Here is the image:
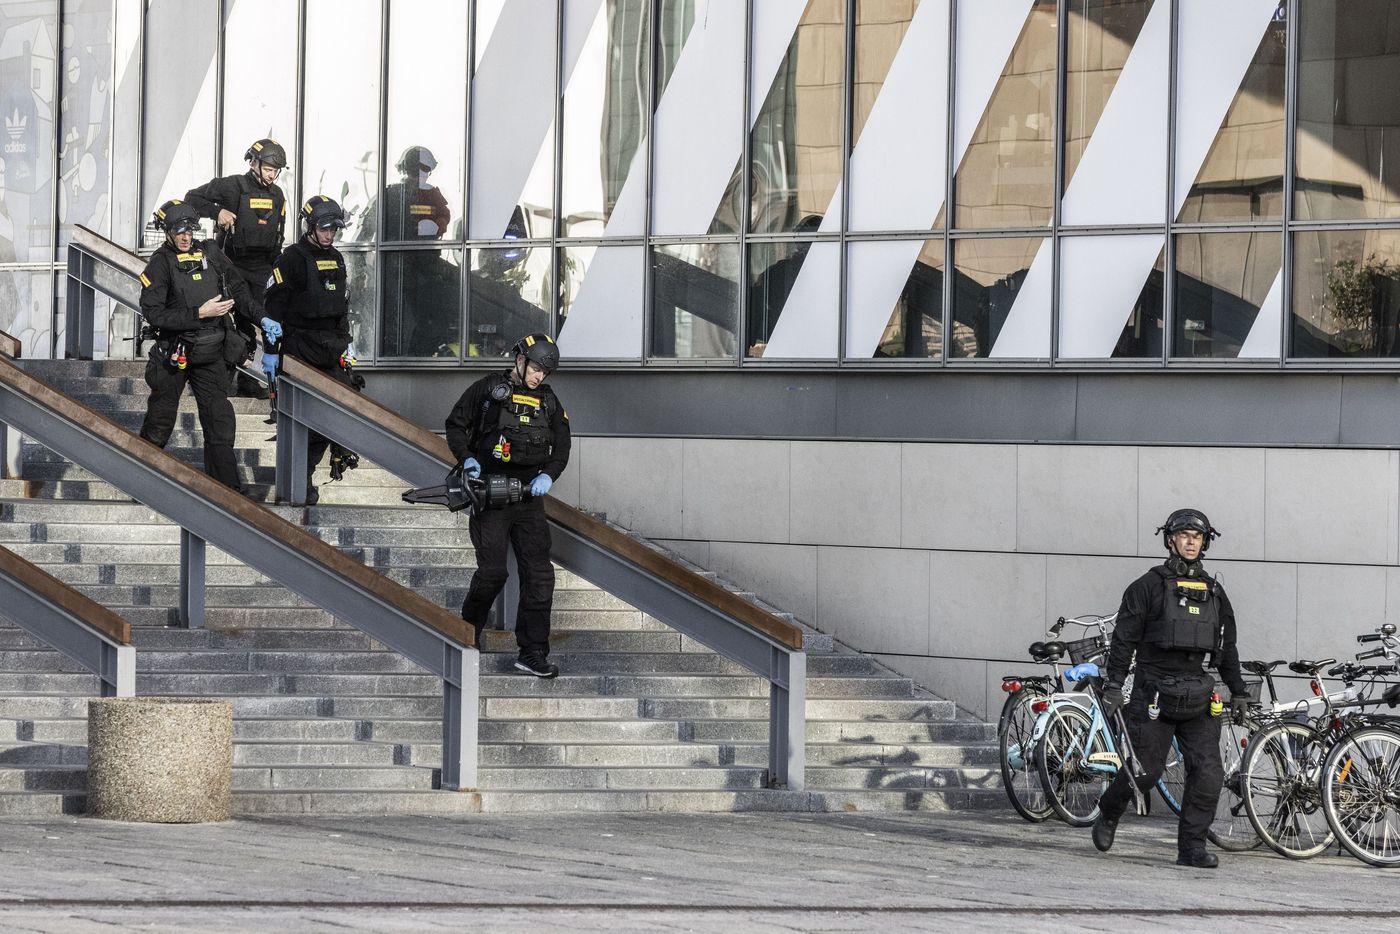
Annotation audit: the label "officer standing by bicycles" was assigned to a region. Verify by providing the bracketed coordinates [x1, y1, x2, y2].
[261, 195, 361, 505]
[1091, 508, 1252, 868]
[445, 333, 570, 678]
[137, 198, 255, 492]
[183, 138, 288, 399]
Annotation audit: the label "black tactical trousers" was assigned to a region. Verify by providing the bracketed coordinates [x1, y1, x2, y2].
[1097, 677, 1224, 856]
[461, 496, 554, 656]
[140, 350, 242, 490]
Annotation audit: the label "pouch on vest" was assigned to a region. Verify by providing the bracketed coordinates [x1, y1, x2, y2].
[1148, 575, 1220, 653]
[183, 327, 225, 366]
[491, 391, 553, 467]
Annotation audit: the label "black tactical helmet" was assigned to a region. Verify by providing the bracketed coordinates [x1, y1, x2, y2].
[512, 333, 559, 373]
[1156, 508, 1219, 553]
[152, 199, 201, 234]
[395, 145, 437, 175]
[301, 195, 348, 231]
[245, 138, 287, 168]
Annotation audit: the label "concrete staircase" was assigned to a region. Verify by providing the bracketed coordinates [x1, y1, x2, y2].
[0, 359, 998, 815]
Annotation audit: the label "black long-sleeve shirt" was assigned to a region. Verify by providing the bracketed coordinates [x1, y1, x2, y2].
[1106, 562, 1249, 697]
[138, 241, 255, 336]
[445, 371, 571, 484]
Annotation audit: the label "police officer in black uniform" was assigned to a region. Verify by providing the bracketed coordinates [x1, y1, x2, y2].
[138, 198, 255, 491]
[183, 138, 288, 399]
[445, 334, 571, 678]
[1091, 508, 1251, 868]
[261, 195, 361, 506]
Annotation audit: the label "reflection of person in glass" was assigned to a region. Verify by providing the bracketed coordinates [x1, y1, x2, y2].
[261, 196, 362, 505]
[368, 146, 459, 356]
[183, 138, 288, 399]
[137, 199, 254, 493]
[446, 334, 571, 679]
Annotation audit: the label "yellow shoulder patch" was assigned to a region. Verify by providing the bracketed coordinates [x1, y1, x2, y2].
[272, 268, 284, 284]
[139, 273, 151, 287]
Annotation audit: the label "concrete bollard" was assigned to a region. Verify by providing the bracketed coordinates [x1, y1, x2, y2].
[86, 697, 233, 822]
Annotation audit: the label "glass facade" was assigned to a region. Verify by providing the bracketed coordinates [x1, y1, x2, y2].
[6, 0, 1400, 365]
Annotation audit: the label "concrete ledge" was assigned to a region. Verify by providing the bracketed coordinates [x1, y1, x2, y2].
[86, 697, 232, 822]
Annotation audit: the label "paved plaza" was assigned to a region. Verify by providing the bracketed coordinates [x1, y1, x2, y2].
[0, 809, 1389, 932]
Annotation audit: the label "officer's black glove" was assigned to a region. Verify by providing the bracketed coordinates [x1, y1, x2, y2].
[1230, 693, 1252, 724]
[1101, 683, 1126, 720]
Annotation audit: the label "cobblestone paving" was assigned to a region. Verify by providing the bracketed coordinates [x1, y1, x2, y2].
[0, 810, 1388, 932]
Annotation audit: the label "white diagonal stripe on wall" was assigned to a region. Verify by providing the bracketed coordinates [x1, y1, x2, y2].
[469, 0, 599, 238]
[1237, 269, 1283, 359]
[766, 0, 950, 358]
[1059, 0, 1170, 225]
[988, 238, 1053, 358]
[953, 0, 1036, 158]
[1058, 234, 1164, 358]
[1174, 0, 1281, 215]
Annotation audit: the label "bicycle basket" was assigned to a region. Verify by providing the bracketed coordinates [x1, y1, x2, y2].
[1065, 635, 1108, 665]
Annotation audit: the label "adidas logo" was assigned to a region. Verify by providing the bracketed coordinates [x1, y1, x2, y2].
[5, 109, 26, 141]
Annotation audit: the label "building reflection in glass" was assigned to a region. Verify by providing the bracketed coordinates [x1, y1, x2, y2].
[651, 242, 739, 359]
[1292, 229, 1400, 357]
[951, 0, 1057, 229]
[469, 243, 550, 360]
[1112, 248, 1164, 358]
[862, 239, 947, 359]
[380, 248, 462, 358]
[342, 250, 376, 361]
[1295, 1, 1400, 220]
[1178, 2, 1285, 222]
[1173, 232, 1281, 358]
[950, 237, 1042, 357]
[1063, 0, 1153, 194]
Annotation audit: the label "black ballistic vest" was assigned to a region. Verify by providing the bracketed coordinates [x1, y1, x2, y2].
[287, 241, 349, 325]
[484, 384, 555, 468]
[1146, 566, 1221, 653]
[164, 246, 227, 363]
[222, 174, 284, 259]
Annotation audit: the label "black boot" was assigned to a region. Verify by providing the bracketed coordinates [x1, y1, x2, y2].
[514, 651, 558, 679]
[1092, 812, 1119, 852]
[1175, 850, 1218, 868]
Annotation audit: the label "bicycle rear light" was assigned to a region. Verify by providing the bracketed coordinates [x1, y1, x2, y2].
[1310, 679, 1321, 696]
[1031, 699, 1050, 714]
[1001, 680, 1022, 693]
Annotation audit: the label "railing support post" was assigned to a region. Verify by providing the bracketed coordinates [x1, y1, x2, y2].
[65, 251, 95, 360]
[768, 649, 806, 791]
[100, 643, 136, 697]
[274, 386, 311, 505]
[440, 643, 479, 791]
[489, 550, 520, 632]
[179, 529, 206, 629]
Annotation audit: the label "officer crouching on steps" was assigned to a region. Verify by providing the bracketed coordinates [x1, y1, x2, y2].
[183, 137, 289, 399]
[137, 199, 255, 492]
[261, 195, 362, 506]
[1091, 508, 1251, 868]
[445, 334, 571, 678]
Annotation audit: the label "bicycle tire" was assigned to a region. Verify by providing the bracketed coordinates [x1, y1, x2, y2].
[1320, 725, 1400, 867]
[1209, 714, 1264, 852]
[1034, 704, 1110, 827]
[1157, 736, 1185, 816]
[1241, 720, 1333, 859]
[998, 685, 1054, 822]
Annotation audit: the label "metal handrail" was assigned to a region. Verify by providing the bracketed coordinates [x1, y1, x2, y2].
[0, 355, 480, 789]
[273, 357, 807, 789]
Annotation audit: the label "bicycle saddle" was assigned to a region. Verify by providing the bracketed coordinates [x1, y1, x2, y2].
[1028, 641, 1066, 662]
[1242, 660, 1287, 675]
[1289, 658, 1335, 675]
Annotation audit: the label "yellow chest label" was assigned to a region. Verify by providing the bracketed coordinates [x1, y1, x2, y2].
[176, 252, 204, 263]
[315, 260, 340, 271]
[409, 204, 434, 216]
[248, 197, 275, 210]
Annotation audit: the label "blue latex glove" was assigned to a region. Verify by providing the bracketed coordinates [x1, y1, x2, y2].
[530, 473, 553, 497]
[260, 316, 283, 341]
[461, 457, 481, 479]
[1064, 662, 1101, 682]
[261, 353, 280, 380]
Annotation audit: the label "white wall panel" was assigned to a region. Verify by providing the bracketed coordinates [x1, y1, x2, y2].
[1237, 269, 1283, 359]
[1058, 234, 1163, 358]
[556, 245, 644, 359]
[953, 0, 1034, 159]
[988, 238, 1053, 358]
[1174, 0, 1281, 216]
[1059, 0, 1169, 225]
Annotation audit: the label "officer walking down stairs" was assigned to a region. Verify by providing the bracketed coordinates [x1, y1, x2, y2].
[1091, 508, 1251, 868]
[446, 334, 571, 678]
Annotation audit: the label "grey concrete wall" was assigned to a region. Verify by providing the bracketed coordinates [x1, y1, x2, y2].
[553, 438, 1400, 719]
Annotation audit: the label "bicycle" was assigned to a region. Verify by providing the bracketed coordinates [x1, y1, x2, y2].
[1319, 626, 1400, 866]
[998, 614, 1114, 822]
[1240, 651, 1398, 860]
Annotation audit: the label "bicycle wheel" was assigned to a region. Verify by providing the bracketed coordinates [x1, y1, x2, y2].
[1209, 714, 1263, 851]
[1241, 720, 1333, 859]
[1157, 736, 1184, 816]
[1321, 725, 1400, 867]
[998, 686, 1054, 822]
[1034, 704, 1110, 827]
